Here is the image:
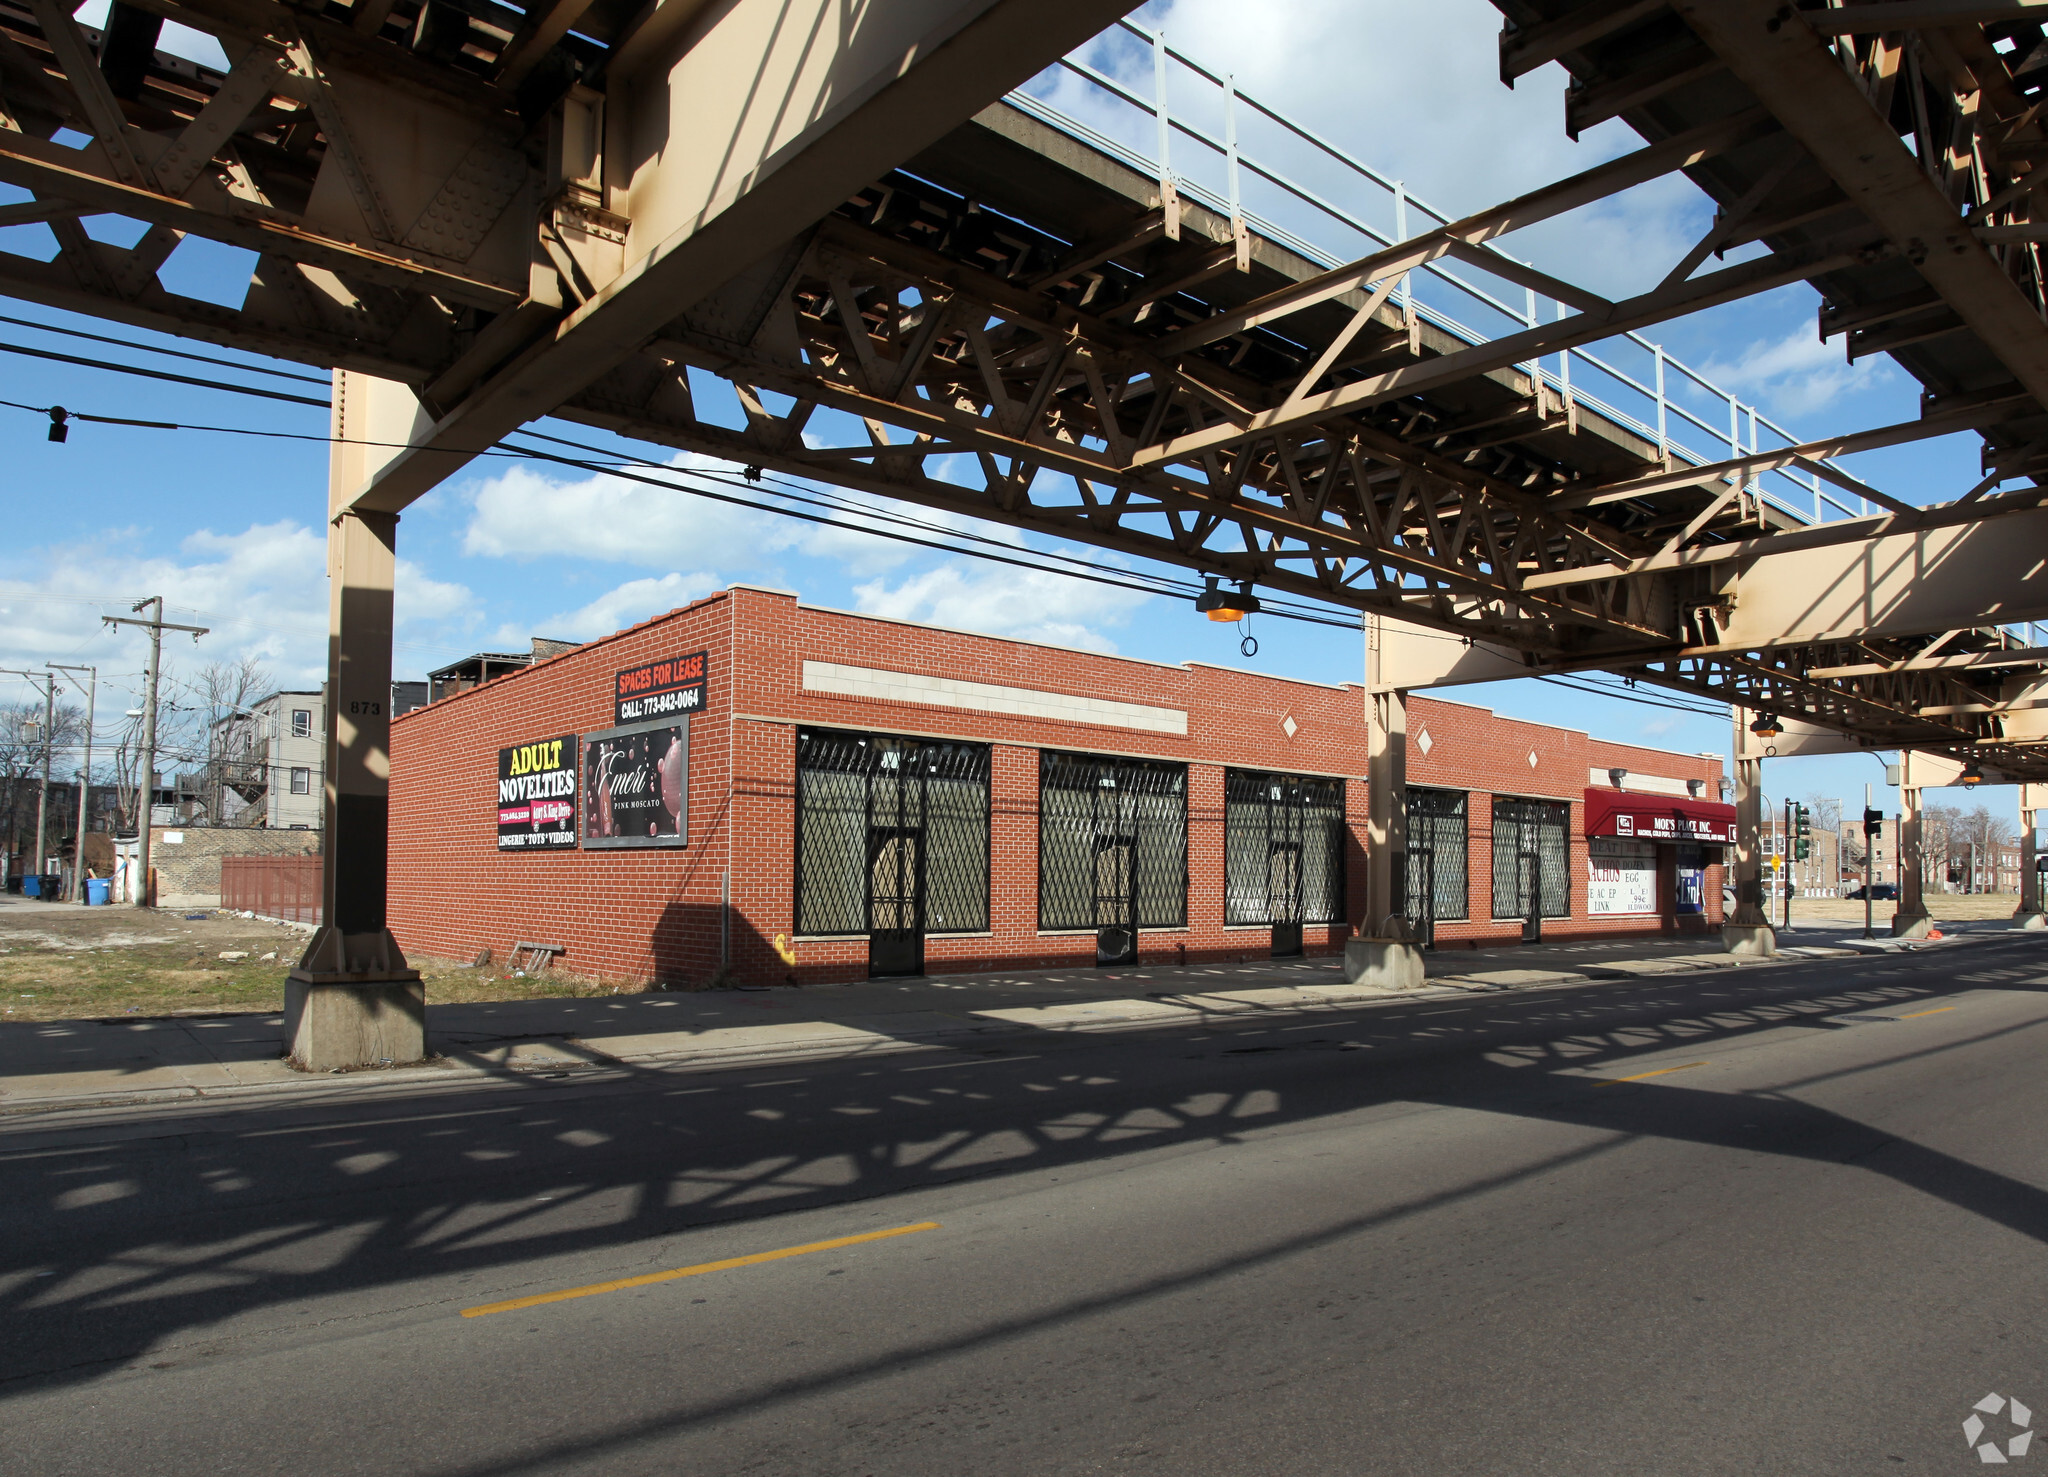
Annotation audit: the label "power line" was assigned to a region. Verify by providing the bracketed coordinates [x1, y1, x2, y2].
[0, 343, 330, 408]
[1534, 673, 1727, 719]
[0, 387, 1373, 636]
[0, 313, 329, 385]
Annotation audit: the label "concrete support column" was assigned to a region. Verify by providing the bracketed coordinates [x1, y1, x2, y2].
[1722, 708, 1774, 956]
[1365, 687, 1414, 939]
[1892, 753, 1931, 938]
[2016, 792, 2044, 929]
[1347, 620, 1423, 988]
[286, 372, 426, 1070]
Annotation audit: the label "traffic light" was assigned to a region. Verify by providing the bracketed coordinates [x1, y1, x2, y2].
[1794, 803, 1812, 861]
[1863, 806, 1883, 838]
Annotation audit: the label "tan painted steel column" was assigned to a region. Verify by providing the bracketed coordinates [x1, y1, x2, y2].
[285, 371, 426, 1070]
[1366, 687, 1414, 940]
[1722, 708, 1774, 955]
[2016, 786, 2043, 927]
[1892, 753, 1930, 938]
[1348, 617, 1423, 987]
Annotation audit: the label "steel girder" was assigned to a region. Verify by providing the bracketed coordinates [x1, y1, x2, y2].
[2, 0, 2048, 773]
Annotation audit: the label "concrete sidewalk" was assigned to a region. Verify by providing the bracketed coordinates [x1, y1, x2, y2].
[0, 919, 2022, 1115]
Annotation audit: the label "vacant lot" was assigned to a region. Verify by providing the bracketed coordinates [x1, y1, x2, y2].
[1789, 892, 2026, 925]
[0, 906, 636, 1023]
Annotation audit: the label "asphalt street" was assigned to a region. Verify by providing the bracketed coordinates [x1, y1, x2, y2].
[2, 939, 2045, 1475]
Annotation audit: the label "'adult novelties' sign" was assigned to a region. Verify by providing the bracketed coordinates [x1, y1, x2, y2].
[615, 651, 707, 723]
[497, 734, 578, 850]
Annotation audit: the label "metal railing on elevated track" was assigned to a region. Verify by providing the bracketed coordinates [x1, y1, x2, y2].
[1009, 17, 1864, 531]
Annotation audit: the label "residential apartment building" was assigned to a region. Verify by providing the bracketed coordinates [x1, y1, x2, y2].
[210, 690, 324, 829]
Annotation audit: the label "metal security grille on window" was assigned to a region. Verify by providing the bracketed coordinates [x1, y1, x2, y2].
[1224, 770, 1345, 925]
[794, 729, 990, 936]
[1040, 753, 1188, 930]
[1405, 788, 1468, 924]
[1493, 798, 1570, 918]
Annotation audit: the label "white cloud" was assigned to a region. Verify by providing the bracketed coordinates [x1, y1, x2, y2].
[1043, 0, 1707, 301]
[525, 573, 726, 643]
[457, 451, 959, 578]
[0, 520, 478, 695]
[1697, 324, 1894, 418]
[849, 563, 1152, 653]
[461, 457, 781, 567]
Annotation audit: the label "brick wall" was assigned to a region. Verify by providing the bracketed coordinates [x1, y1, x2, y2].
[150, 825, 321, 906]
[387, 586, 1727, 986]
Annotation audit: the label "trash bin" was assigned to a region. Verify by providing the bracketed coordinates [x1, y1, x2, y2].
[86, 878, 110, 906]
[39, 874, 60, 901]
[21, 874, 40, 898]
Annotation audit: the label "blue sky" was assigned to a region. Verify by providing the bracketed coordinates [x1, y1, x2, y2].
[0, 0, 2024, 828]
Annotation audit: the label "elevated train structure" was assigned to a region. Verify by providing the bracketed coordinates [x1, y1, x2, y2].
[0, 0, 2043, 1053]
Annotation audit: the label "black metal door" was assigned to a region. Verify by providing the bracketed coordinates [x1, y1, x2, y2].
[1269, 838, 1303, 957]
[867, 743, 925, 977]
[1412, 845, 1437, 949]
[1518, 852, 1542, 944]
[1094, 835, 1137, 965]
[868, 826, 923, 976]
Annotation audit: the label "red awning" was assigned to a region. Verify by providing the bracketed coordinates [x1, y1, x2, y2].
[1583, 788, 1736, 844]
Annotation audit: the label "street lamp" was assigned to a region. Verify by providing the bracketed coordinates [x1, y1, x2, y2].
[1961, 762, 1983, 790]
[1750, 712, 1783, 739]
[1193, 575, 1260, 623]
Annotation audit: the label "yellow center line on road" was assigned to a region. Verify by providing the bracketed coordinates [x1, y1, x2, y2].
[461, 1222, 941, 1319]
[1597, 1061, 1709, 1085]
[1900, 1006, 1956, 1019]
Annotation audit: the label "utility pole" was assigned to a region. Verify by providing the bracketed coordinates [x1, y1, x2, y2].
[102, 599, 207, 908]
[1, 668, 55, 887]
[52, 665, 94, 904]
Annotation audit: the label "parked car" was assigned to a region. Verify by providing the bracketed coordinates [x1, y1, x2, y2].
[1845, 884, 1898, 900]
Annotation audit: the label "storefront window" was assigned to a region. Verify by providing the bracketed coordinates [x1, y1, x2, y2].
[794, 729, 989, 936]
[1224, 771, 1345, 925]
[1404, 788, 1468, 925]
[1493, 797, 1570, 918]
[1040, 753, 1187, 930]
[1588, 836, 1658, 916]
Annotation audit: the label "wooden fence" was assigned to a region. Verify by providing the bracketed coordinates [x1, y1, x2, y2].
[220, 854, 322, 924]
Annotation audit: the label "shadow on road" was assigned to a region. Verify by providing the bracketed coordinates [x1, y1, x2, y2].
[2, 938, 2045, 1445]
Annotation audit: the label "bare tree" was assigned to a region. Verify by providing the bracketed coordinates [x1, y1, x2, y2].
[1922, 803, 1960, 893]
[193, 657, 275, 826]
[0, 700, 89, 861]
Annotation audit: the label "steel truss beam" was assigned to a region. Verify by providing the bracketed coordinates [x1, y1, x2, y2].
[3, 0, 2048, 773]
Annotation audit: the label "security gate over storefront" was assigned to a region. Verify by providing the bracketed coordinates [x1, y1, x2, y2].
[1493, 798, 1570, 944]
[1041, 754, 1188, 965]
[794, 730, 991, 977]
[1226, 772, 1345, 958]
[1405, 789, 1468, 949]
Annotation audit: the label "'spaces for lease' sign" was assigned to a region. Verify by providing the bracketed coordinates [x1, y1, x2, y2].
[615, 650, 708, 723]
[497, 734, 579, 850]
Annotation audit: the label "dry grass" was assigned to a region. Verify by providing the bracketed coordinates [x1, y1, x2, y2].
[1789, 892, 2027, 924]
[0, 908, 652, 1023]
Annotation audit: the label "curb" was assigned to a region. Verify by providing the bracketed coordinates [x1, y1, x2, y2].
[0, 928, 2025, 1118]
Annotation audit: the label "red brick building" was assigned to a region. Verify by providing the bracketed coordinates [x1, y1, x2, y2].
[388, 586, 1727, 986]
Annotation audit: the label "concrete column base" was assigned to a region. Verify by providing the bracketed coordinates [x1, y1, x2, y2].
[2013, 911, 2047, 931]
[284, 977, 427, 1071]
[1721, 922, 1777, 958]
[1890, 912, 1934, 939]
[1343, 937, 1426, 990]
[285, 925, 426, 1071]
